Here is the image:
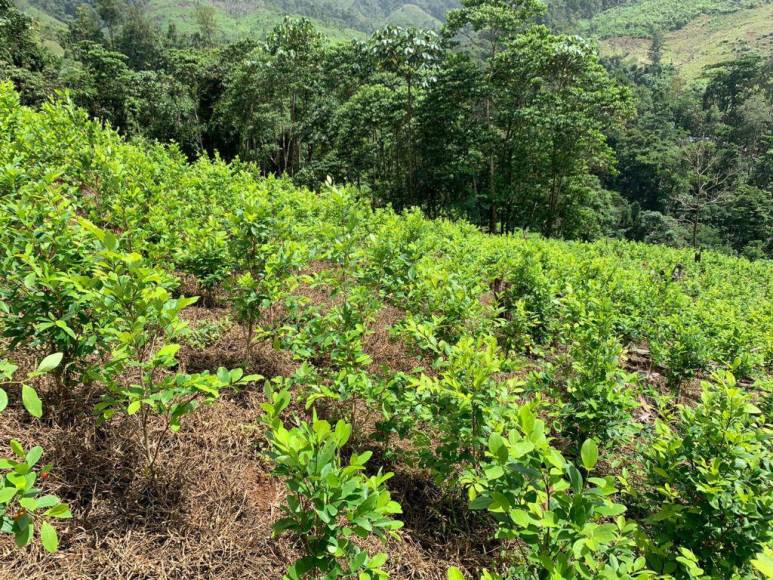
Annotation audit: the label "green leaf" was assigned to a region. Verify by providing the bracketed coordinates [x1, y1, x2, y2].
[0, 388, 7, 413]
[127, 400, 141, 415]
[36, 352, 63, 374]
[368, 553, 388, 569]
[488, 432, 504, 456]
[351, 550, 368, 570]
[751, 547, 773, 579]
[216, 367, 231, 384]
[509, 508, 532, 528]
[484, 465, 504, 480]
[0, 486, 17, 503]
[22, 385, 43, 418]
[40, 521, 59, 553]
[469, 495, 493, 510]
[447, 567, 466, 580]
[510, 440, 535, 459]
[595, 503, 627, 517]
[10, 439, 25, 457]
[45, 504, 72, 519]
[35, 495, 60, 509]
[229, 368, 244, 383]
[26, 446, 43, 468]
[545, 448, 565, 469]
[19, 497, 38, 511]
[590, 523, 617, 545]
[14, 517, 33, 547]
[581, 439, 598, 471]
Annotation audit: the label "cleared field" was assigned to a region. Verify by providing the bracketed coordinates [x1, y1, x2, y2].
[600, 3, 773, 79]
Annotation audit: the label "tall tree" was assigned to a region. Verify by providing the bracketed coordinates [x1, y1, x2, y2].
[214, 17, 324, 175]
[95, 0, 124, 46]
[674, 139, 735, 259]
[194, 2, 220, 48]
[0, 0, 54, 102]
[492, 27, 632, 235]
[114, 1, 162, 70]
[444, 0, 546, 232]
[369, 26, 441, 201]
[415, 53, 485, 218]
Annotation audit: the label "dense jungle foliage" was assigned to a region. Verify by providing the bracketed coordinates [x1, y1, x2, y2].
[2, 0, 771, 257]
[0, 80, 772, 577]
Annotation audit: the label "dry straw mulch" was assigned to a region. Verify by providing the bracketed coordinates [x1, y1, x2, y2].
[0, 298, 496, 579]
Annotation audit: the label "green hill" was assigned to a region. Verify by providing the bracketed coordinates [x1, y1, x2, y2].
[600, 2, 773, 79]
[14, 0, 773, 78]
[583, 0, 765, 38]
[17, 0, 457, 39]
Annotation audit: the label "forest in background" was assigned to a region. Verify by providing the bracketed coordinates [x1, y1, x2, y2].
[1, 0, 771, 257]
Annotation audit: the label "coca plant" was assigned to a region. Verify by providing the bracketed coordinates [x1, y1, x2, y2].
[0, 354, 71, 553]
[464, 408, 654, 579]
[85, 223, 260, 475]
[642, 371, 772, 577]
[262, 384, 403, 579]
[231, 241, 305, 359]
[0, 184, 107, 391]
[1, 441, 71, 553]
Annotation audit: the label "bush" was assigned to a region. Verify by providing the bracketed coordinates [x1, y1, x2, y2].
[0, 354, 71, 553]
[464, 409, 654, 578]
[409, 335, 518, 481]
[261, 385, 404, 579]
[558, 298, 639, 450]
[643, 372, 772, 576]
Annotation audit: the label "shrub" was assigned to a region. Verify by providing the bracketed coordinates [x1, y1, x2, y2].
[491, 251, 556, 349]
[558, 300, 639, 450]
[464, 409, 654, 579]
[231, 241, 304, 358]
[643, 371, 772, 576]
[176, 227, 231, 305]
[0, 354, 71, 553]
[650, 314, 710, 393]
[0, 441, 72, 553]
[261, 385, 404, 579]
[0, 183, 107, 390]
[87, 226, 259, 474]
[409, 335, 519, 481]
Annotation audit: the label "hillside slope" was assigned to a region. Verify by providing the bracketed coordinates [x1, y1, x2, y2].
[599, 2, 772, 79]
[18, 0, 770, 82]
[1, 80, 772, 577]
[18, 0, 457, 38]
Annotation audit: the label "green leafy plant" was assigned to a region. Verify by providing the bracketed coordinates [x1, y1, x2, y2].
[490, 250, 556, 350]
[231, 241, 304, 358]
[87, 229, 260, 474]
[0, 441, 72, 553]
[409, 335, 519, 481]
[261, 384, 404, 579]
[0, 352, 62, 418]
[464, 407, 654, 579]
[176, 228, 231, 306]
[0, 353, 70, 553]
[642, 371, 772, 577]
[0, 185, 107, 391]
[557, 299, 640, 450]
[281, 285, 376, 369]
[650, 314, 710, 393]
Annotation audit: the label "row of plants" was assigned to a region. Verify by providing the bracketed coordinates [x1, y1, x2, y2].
[1, 82, 771, 577]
